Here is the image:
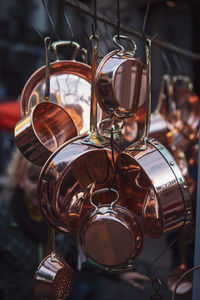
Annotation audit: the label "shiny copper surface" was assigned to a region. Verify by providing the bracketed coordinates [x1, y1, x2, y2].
[95, 50, 144, 118]
[20, 60, 101, 135]
[14, 101, 78, 166]
[38, 136, 121, 233]
[149, 112, 169, 145]
[79, 204, 144, 267]
[117, 138, 192, 238]
[34, 253, 74, 300]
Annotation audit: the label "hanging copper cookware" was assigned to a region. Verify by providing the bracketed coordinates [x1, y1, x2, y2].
[95, 35, 144, 119]
[79, 187, 144, 268]
[34, 227, 74, 299]
[20, 40, 101, 135]
[38, 34, 121, 234]
[14, 37, 78, 166]
[117, 137, 192, 238]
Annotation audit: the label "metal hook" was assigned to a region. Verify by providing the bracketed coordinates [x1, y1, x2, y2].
[64, 11, 74, 40]
[142, 0, 151, 40]
[113, 34, 137, 55]
[41, 0, 60, 40]
[117, 0, 120, 37]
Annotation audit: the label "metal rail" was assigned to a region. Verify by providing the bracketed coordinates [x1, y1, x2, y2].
[62, 0, 200, 60]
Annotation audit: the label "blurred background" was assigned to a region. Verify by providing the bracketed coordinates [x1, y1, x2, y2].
[0, 1, 199, 299]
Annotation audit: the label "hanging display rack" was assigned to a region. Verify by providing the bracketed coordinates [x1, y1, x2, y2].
[63, 0, 200, 60]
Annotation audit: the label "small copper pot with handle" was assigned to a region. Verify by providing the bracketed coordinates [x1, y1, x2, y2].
[79, 187, 144, 268]
[14, 37, 78, 166]
[95, 35, 144, 119]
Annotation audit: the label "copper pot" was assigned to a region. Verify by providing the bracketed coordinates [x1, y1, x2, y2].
[15, 38, 78, 166]
[79, 188, 144, 267]
[14, 101, 78, 166]
[95, 35, 144, 119]
[38, 135, 120, 234]
[20, 40, 101, 135]
[117, 138, 192, 238]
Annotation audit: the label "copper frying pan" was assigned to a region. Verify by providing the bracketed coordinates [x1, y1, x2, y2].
[20, 40, 101, 135]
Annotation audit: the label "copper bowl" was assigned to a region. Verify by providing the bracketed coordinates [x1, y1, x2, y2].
[117, 138, 192, 238]
[14, 101, 78, 166]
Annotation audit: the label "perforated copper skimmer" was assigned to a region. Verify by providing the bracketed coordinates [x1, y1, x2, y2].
[34, 227, 74, 299]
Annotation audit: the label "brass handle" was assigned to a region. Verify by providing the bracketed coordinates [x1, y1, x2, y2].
[90, 187, 119, 216]
[113, 34, 137, 56]
[52, 40, 80, 61]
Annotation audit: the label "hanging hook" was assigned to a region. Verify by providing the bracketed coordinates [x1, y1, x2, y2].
[117, 0, 120, 37]
[41, 0, 60, 40]
[33, 0, 60, 40]
[64, 11, 74, 40]
[142, 0, 158, 42]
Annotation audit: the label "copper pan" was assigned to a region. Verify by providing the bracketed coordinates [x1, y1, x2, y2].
[38, 35, 121, 234]
[79, 188, 144, 267]
[34, 227, 74, 299]
[95, 35, 144, 119]
[117, 138, 192, 238]
[20, 40, 101, 135]
[14, 37, 78, 166]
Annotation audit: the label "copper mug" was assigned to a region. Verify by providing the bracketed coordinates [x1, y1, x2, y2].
[79, 187, 144, 267]
[95, 35, 144, 119]
[117, 138, 192, 238]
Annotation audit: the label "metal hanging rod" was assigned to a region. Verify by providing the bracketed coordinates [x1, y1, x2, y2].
[62, 0, 200, 61]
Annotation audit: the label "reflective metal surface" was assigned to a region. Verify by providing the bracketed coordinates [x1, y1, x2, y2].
[34, 253, 74, 300]
[38, 136, 121, 233]
[117, 138, 192, 238]
[79, 203, 144, 267]
[95, 50, 144, 118]
[20, 61, 101, 135]
[14, 101, 78, 166]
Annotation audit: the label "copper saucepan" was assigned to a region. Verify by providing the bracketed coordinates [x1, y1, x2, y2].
[34, 227, 74, 300]
[15, 37, 78, 166]
[95, 35, 144, 119]
[79, 187, 144, 268]
[20, 40, 101, 135]
[117, 138, 192, 238]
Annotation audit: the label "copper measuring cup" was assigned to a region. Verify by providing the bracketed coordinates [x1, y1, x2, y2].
[79, 187, 144, 268]
[14, 37, 78, 166]
[34, 227, 74, 300]
[95, 35, 144, 119]
[20, 40, 101, 135]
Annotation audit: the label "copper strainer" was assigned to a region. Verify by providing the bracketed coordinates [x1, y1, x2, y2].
[34, 227, 74, 299]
